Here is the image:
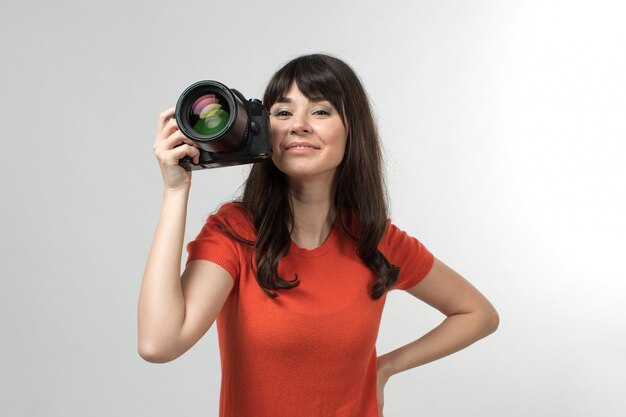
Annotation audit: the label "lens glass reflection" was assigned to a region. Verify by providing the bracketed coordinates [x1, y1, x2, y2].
[190, 93, 230, 135]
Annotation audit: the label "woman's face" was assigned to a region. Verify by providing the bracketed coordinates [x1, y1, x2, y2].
[269, 82, 347, 183]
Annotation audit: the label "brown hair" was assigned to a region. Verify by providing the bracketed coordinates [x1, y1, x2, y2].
[236, 53, 399, 299]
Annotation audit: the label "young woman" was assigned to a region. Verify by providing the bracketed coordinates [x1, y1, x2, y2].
[138, 53, 499, 417]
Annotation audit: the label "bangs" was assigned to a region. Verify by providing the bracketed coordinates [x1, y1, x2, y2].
[263, 55, 345, 118]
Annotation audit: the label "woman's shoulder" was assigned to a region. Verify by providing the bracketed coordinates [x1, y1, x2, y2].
[212, 201, 249, 220]
[207, 201, 256, 240]
[379, 219, 421, 251]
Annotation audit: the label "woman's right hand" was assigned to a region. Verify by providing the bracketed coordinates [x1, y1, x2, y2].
[153, 107, 201, 191]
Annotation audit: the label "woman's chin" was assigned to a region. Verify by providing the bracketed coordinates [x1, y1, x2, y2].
[276, 164, 338, 183]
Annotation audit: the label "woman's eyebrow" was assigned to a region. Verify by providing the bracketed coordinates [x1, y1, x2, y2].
[275, 96, 328, 103]
[308, 96, 329, 103]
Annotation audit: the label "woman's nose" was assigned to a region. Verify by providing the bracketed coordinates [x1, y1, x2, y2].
[290, 113, 312, 135]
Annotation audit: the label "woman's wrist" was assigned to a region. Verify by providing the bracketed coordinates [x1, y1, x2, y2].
[163, 184, 191, 199]
[377, 354, 395, 381]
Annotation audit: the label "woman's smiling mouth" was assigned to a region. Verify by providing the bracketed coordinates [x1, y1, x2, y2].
[284, 142, 320, 153]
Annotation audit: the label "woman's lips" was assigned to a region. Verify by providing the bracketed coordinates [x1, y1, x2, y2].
[284, 142, 320, 153]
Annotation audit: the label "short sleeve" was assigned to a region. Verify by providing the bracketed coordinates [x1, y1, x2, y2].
[185, 203, 254, 282]
[379, 221, 435, 291]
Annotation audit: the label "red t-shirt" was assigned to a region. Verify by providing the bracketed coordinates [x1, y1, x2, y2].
[187, 203, 434, 417]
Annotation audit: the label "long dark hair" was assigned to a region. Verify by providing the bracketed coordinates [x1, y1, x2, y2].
[236, 53, 399, 299]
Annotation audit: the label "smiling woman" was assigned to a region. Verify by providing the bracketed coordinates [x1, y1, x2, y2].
[269, 82, 347, 183]
[139, 53, 499, 417]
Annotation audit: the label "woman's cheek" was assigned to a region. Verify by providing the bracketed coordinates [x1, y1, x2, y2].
[268, 121, 278, 142]
[269, 124, 286, 153]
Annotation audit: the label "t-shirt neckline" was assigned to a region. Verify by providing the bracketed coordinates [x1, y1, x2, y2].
[288, 219, 340, 258]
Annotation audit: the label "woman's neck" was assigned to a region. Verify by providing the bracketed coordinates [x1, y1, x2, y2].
[288, 178, 336, 249]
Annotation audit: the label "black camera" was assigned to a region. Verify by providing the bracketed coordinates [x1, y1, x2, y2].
[174, 80, 272, 170]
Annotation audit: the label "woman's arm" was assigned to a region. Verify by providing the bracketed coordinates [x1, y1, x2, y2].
[377, 257, 499, 382]
[138, 190, 234, 363]
[137, 109, 234, 363]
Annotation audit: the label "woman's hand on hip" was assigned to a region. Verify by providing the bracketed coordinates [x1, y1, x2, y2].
[377, 357, 392, 417]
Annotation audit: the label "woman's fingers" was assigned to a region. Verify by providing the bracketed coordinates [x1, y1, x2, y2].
[159, 129, 185, 149]
[155, 122, 199, 152]
[154, 108, 179, 148]
[156, 143, 200, 166]
[157, 107, 176, 132]
[161, 116, 181, 142]
[153, 108, 197, 190]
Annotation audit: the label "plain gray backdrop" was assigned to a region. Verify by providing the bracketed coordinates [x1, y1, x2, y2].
[1, 0, 624, 416]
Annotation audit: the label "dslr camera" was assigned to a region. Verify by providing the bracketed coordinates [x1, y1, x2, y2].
[175, 80, 272, 170]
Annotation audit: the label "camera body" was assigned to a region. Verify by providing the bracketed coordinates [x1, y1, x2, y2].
[175, 80, 272, 170]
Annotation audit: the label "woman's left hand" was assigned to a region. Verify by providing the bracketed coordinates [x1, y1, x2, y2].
[377, 357, 391, 417]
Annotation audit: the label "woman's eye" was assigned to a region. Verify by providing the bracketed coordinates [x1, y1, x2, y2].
[272, 109, 292, 117]
[312, 108, 332, 116]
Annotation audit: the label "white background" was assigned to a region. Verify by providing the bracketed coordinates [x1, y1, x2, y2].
[1, 1, 624, 416]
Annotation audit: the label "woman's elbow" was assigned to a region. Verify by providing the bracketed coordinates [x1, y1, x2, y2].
[483, 304, 500, 336]
[138, 340, 180, 364]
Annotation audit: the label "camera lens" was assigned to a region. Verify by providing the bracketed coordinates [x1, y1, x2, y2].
[175, 81, 249, 153]
[189, 94, 230, 136]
